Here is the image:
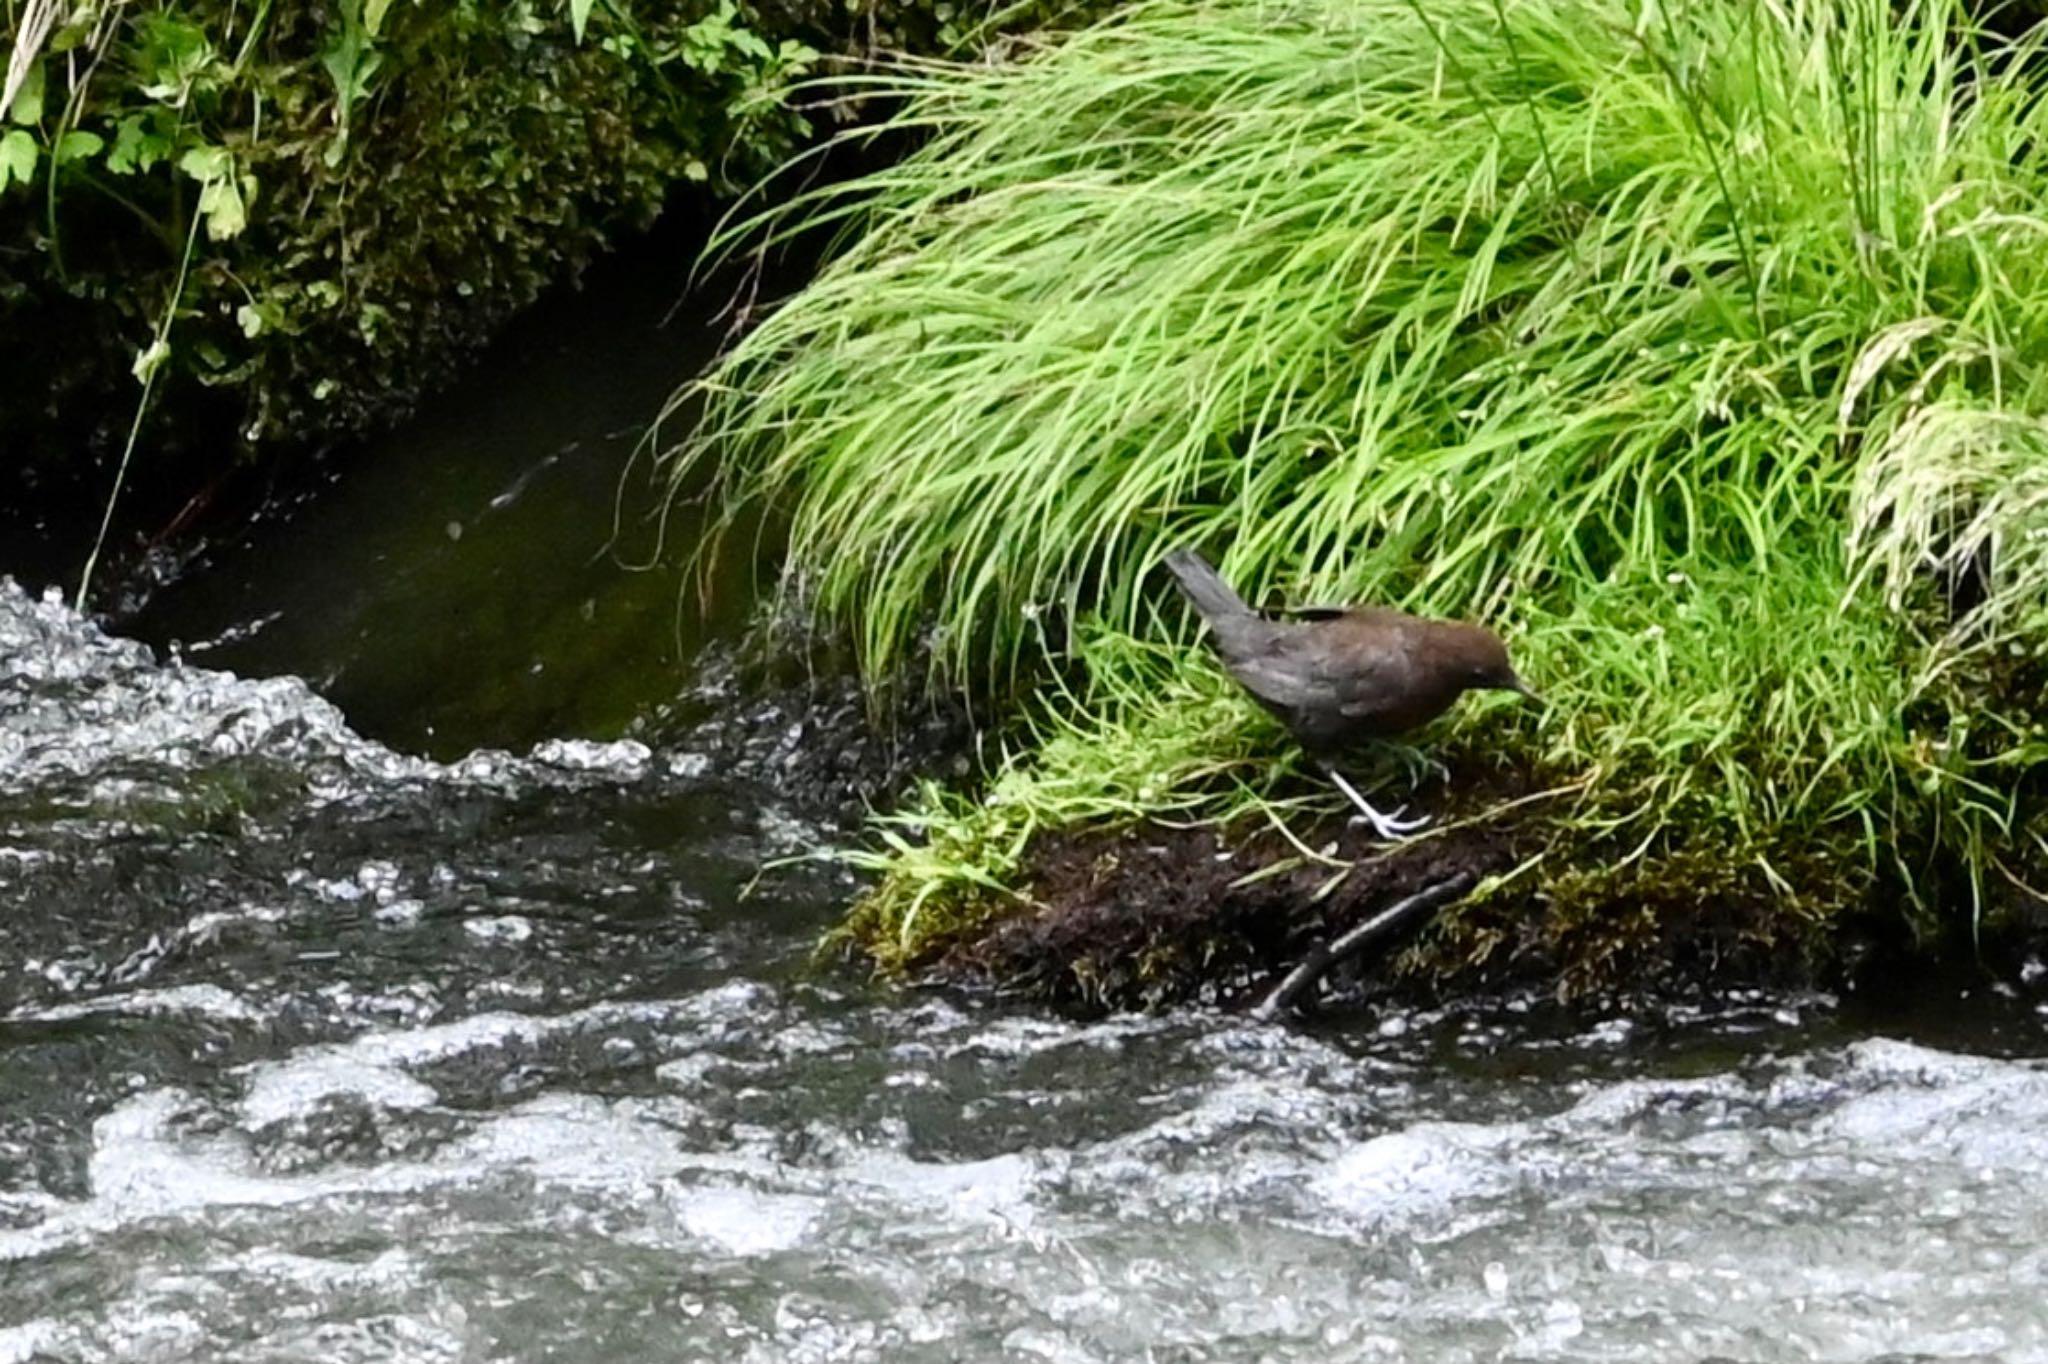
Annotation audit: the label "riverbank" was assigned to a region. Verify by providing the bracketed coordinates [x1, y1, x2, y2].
[665, 0, 2048, 1003]
[892, 804, 2048, 1015]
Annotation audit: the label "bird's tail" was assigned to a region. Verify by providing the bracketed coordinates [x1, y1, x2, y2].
[1162, 547, 1252, 624]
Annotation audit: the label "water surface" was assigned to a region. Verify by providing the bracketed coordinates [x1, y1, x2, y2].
[6, 579, 2048, 1363]
[115, 217, 772, 760]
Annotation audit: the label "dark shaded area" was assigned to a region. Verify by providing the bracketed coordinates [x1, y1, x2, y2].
[659, 639, 981, 823]
[1, 0, 818, 515]
[0, 0, 1079, 608]
[1, 190, 693, 612]
[95, 206, 740, 757]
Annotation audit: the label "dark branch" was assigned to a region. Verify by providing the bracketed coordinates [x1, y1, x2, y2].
[1253, 871, 1477, 1021]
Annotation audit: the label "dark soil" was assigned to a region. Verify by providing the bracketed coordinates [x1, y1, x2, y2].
[943, 814, 1518, 1012]
[925, 786, 1964, 1017]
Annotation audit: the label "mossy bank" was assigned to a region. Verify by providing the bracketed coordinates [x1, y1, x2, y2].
[665, 0, 2048, 1009]
[0, 0, 1048, 531]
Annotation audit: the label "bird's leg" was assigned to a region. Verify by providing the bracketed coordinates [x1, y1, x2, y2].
[1326, 767, 1431, 840]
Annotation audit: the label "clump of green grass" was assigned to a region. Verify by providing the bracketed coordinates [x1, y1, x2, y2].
[668, 0, 2048, 973]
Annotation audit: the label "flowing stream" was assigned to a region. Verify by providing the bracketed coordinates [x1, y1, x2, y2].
[9, 229, 2048, 1364]
[9, 577, 2048, 1362]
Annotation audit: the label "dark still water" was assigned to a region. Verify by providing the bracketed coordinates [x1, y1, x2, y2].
[7, 577, 2048, 1362]
[110, 215, 772, 762]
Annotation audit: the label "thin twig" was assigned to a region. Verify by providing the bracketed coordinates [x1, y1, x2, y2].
[1253, 871, 1476, 1021]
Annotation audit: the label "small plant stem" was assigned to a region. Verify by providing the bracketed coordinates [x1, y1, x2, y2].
[74, 193, 206, 614]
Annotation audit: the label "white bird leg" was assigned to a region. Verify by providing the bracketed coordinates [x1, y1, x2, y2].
[1327, 768, 1431, 840]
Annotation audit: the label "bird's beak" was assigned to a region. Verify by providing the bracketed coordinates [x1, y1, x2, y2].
[1505, 673, 1543, 705]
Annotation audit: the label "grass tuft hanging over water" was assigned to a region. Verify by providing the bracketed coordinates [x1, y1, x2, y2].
[665, 0, 2048, 985]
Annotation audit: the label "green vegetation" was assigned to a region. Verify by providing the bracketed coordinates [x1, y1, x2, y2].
[668, 0, 2048, 986]
[0, 0, 1025, 517]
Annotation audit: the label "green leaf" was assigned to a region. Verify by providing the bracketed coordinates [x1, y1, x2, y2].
[0, 129, 38, 190]
[54, 130, 104, 164]
[321, 45, 382, 109]
[132, 338, 170, 384]
[319, 3, 382, 129]
[569, 0, 595, 43]
[178, 144, 231, 182]
[6, 63, 45, 125]
[197, 172, 251, 239]
[236, 303, 267, 338]
[107, 116, 148, 173]
[49, 7, 98, 54]
[135, 15, 216, 105]
[364, 0, 395, 37]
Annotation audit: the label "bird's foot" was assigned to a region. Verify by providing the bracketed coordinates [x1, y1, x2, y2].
[1350, 803, 1432, 840]
[1327, 769, 1433, 841]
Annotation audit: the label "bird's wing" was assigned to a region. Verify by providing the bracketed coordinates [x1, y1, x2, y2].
[1216, 619, 1405, 719]
[1207, 621, 1328, 711]
[1315, 614, 1416, 724]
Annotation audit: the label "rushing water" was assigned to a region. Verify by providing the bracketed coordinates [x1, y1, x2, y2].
[7, 577, 2048, 1363]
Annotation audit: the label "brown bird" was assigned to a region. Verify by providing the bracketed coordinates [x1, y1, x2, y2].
[1163, 547, 1538, 838]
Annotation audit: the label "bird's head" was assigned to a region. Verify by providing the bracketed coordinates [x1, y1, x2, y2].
[1433, 622, 1540, 704]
